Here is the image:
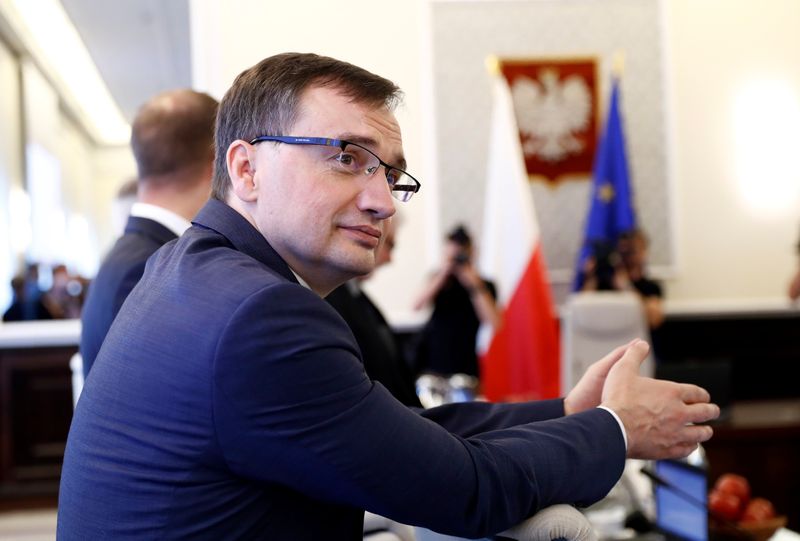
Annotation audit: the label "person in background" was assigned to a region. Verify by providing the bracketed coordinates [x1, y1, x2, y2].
[43, 264, 86, 319]
[327, 215, 421, 407]
[79, 89, 218, 378]
[58, 52, 718, 541]
[789, 228, 800, 302]
[617, 229, 665, 329]
[412, 224, 500, 381]
[2, 271, 53, 322]
[579, 239, 629, 293]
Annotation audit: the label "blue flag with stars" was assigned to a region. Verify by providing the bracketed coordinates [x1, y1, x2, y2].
[573, 78, 636, 290]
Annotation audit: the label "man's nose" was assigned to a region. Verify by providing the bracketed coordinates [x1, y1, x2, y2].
[357, 174, 396, 220]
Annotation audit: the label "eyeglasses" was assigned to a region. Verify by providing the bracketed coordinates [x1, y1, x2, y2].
[249, 135, 421, 202]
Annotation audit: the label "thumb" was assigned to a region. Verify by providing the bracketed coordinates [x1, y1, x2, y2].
[608, 340, 650, 380]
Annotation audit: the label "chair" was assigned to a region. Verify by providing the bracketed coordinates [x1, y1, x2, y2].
[414, 504, 597, 541]
[560, 291, 653, 393]
[364, 512, 415, 541]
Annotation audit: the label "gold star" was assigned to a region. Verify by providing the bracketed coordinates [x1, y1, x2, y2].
[598, 182, 615, 203]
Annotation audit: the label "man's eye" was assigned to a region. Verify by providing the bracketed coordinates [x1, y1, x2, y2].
[385, 169, 400, 187]
[335, 152, 358, 168]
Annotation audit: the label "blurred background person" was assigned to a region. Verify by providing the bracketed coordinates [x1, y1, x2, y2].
[789, 228, 800, 302]
[3, 268, 54, 322]
[326, 216, 421, 407]
[79, 89, 218, 379]
[42, 264, 87, 319]
[617, 229, 665, 330]
[578, 231, 664, 331]
[578, 239, 629, 293]
[412, 224, 500, 388]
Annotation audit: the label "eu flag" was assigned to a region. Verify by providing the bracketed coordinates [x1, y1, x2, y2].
[573, 78, 636, 290]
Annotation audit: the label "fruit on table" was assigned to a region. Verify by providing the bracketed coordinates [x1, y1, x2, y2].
[709, 489, 744, 522]
[714, 473, 751, 505]
[740, 497, 776, 524]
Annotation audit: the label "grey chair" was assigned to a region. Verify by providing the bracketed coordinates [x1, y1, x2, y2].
[413, 504, 597, 541]
[560, 291, 654, 394]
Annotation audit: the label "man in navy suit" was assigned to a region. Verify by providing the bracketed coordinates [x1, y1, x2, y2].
[58, 53, 718, 540]
[79, 89, 218, 377]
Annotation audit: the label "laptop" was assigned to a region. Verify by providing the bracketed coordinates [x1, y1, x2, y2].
[653, 459, 709, 541]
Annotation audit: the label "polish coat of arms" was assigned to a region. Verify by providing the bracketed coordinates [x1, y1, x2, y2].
[500, 60, 597, 184]
[511, 68, 592, 163]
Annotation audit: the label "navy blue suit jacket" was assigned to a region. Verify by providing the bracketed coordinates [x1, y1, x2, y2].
[80, 215, 177, 377]
[58, 199, 625, 540]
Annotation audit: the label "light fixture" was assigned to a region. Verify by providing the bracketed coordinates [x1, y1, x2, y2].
[6, 0, 130, 145]
[731, 77, 800, 215]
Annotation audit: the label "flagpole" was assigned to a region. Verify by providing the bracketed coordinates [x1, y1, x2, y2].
[612, 50, 625, 81]
[485, 55, 501, 76]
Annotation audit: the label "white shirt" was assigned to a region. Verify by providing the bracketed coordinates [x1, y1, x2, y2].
[130, 202, 192, 237]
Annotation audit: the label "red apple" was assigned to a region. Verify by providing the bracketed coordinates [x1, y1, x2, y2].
[714, 473, 751, 506]
[709, 489, 744, 522]
[740, 497, 776, 523]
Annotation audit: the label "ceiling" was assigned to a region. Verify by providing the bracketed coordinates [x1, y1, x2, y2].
[60, 0, 192, 123]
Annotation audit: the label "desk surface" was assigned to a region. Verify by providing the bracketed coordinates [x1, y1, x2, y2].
[0, 320, 81, 348]
[711, 399, 800, 436]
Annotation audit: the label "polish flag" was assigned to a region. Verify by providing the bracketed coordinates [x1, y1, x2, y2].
[478, 74, 561, 402]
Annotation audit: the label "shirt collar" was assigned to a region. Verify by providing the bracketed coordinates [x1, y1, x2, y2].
[130, 202, 192, 237]
[290, 269, 312, 291]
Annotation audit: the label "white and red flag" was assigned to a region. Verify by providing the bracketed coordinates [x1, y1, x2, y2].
[478, 73, 561, 402]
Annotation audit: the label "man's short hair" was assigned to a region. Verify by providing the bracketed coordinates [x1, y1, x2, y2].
[131, 89, 219, 181]
[212, 52, 402, 201]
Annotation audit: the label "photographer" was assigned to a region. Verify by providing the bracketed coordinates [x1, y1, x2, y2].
[579, 239, 629, 293]
[412, 224, 500, 381]
[579, 231, 665, 330]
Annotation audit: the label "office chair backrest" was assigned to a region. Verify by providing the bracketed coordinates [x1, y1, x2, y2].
[561, 291, 653, 393]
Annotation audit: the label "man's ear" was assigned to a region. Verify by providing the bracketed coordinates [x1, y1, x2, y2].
[226, 140, 259, 203]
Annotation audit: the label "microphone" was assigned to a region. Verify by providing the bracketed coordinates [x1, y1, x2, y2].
[639, 466, 756, 541]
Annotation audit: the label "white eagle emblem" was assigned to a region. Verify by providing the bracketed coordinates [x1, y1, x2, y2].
[510, 69, 592, 163]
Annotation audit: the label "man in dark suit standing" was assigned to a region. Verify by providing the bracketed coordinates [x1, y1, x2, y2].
[327, 217, 422, 407]
[79, 89, 218, 378]
[59, 53, 718, 540]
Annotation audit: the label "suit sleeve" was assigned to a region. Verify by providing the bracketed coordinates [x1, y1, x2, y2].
[212, 283, 625, 539]
[418, 398, 565, 437]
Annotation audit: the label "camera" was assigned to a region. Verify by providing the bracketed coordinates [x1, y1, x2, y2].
[454, 250, 470, 266]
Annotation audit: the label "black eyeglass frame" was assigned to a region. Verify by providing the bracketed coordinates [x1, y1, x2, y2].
[248, 135, 421, 200]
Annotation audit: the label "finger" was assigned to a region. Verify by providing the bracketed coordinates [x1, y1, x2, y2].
[685, 402, 721, 424]
[668, 442, 700, 459]
[677, 423, 714, 444]
[678, 384, 712, 404]
[613, 339, 651, 371]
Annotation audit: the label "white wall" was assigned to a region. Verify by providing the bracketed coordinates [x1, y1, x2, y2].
[89, 145, 136, 257]
[188, 0, 800, 320]
[0, 36, 22, 311]
[664, 0, 800, 303]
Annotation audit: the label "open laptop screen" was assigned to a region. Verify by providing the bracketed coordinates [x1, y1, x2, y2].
[654, 459, 708, 541]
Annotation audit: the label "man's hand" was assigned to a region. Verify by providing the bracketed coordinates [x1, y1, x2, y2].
[601, 340, 720, 459]
[563, 341, 635, 415]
